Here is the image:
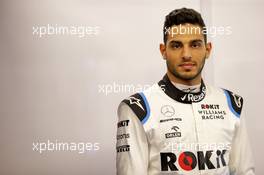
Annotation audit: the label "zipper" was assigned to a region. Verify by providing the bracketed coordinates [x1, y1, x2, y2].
[191, 102, 202, 175]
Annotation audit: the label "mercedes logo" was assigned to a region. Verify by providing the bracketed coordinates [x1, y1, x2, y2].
[161, 105, 175, 117]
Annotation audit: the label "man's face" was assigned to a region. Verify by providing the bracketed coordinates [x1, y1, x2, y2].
[160, 23, 211, 83]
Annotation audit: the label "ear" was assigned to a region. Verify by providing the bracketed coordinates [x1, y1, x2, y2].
[160, 43, 167, 60]
[205, 42, 212, 59]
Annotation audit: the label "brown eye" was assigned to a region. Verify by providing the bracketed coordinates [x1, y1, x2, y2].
[171, 42, 182, 49]
[191, 41, 202, 48]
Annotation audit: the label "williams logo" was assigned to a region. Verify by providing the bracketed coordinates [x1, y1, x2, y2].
[198, 104, 226, 120]
[165, 126, 181, 138]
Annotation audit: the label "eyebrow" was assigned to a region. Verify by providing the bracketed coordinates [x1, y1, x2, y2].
[168, 39, 203, 44]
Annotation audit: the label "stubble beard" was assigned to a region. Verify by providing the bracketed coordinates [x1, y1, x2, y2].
[166, 57, 206, 81]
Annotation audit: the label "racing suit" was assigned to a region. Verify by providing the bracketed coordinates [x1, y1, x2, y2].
[116, 74, 255, 175]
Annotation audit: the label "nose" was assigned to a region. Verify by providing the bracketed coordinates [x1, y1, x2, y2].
[182, 46, 192, 60]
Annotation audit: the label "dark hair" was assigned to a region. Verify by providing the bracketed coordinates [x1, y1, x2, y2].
[163, 8, 207, 44]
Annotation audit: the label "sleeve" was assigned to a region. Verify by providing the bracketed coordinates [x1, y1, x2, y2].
[116, 102, 149, 175]
[229, 109, 255, 175]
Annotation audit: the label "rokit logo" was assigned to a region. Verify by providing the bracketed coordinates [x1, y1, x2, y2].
[165, 126, 181, 138]
[160, 149, 227, 172]
[198, 104, 227, 120]
[201, 104, 220, 109]
[117, 120, 129, 128]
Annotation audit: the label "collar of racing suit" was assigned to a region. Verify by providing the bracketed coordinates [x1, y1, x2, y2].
[171, 81, 201, 93]
[158, 74, 206, 104]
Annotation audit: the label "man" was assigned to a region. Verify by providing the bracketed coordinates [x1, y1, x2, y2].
[116, 8, 255, 175]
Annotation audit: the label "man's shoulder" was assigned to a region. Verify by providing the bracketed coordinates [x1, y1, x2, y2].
[216, 86, 244, 117]
[119, 92, 150, 124]
[207, 84, 243, 98]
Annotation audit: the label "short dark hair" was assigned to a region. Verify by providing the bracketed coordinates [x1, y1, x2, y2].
[163, 8, 207, 44]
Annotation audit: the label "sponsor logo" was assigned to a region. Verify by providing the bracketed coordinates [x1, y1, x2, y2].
[117, 120, 129, 128]
[165, 126, 181, 139]
[180, 95, 187, 101]
[160, 117, 182, 123]
[181, 87, 206, 102]
[164, 142, 231, 152]
[160, 105, 182, 123]
[160, 149, 227, 171]
[116, 145, 130, 153]
[116, 133, 130, 140]
[161, 105, 175, 117]
[201, 115, 225, 120]
[182, 87, 198, 93]
[201, 104, 220, 109]
[127, 96, 145, 111]
[198, 104, 226, 120]
[231, 93, 242, 108]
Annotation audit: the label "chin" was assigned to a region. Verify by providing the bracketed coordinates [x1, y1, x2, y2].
[179, 73, 198, 80]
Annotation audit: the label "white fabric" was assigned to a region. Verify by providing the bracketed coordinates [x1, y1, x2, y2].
[171, 81, 201, 93]
[116, 83, 255, 175]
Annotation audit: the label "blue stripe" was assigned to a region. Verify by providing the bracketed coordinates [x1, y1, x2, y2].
[139, 92, 150, 124]
[223, 89, 240, 118]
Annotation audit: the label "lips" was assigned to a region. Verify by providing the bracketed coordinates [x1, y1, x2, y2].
[179, 62, 196, 69]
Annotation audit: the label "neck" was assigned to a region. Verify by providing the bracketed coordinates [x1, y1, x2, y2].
[166, 71, 202, 86]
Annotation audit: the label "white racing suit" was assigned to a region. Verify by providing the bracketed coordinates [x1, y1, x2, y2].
[116, 74, 255, 175]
